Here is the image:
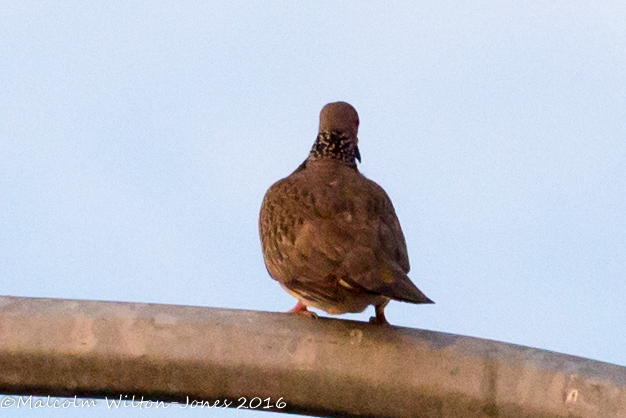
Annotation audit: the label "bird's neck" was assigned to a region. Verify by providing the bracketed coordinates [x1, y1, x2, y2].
[308, 131, 360, 168]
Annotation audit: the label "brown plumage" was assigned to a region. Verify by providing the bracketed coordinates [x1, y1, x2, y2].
[259, 102, 433, 324]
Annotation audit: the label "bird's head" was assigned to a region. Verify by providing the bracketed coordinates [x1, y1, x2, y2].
[309, 102, 361, 167]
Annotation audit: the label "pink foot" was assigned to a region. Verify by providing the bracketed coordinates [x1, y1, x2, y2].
[369, 304, 390, 325]
[288, 301, 318, 319]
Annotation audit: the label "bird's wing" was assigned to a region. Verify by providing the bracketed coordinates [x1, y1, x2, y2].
[259, 173, 345, 305]
[338, 177, 433, 304]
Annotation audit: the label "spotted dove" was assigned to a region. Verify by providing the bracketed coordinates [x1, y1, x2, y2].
[259, 102, 433, 324]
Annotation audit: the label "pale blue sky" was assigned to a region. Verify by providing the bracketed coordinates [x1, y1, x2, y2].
[1, 2, 625, 417]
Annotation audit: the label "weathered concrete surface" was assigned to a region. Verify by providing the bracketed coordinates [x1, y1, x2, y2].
[0, 296, 624, 417]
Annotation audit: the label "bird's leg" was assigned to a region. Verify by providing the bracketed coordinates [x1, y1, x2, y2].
[369, 303, 390, 325]
[288, 300, 318, 319]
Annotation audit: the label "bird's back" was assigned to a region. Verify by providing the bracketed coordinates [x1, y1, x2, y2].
[260, 158, 431, 313]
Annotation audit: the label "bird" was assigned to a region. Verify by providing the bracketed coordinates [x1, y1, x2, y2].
[259, 102, 433, 325]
